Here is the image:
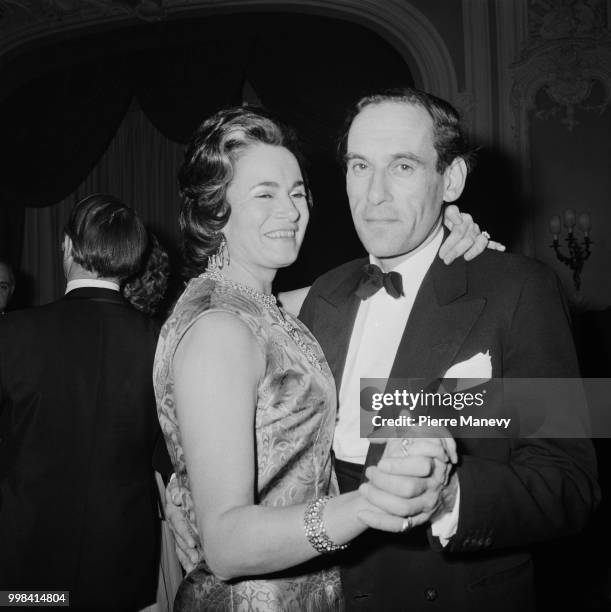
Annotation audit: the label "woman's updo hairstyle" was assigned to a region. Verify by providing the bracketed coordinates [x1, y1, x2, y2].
[178, 106, 310, 279]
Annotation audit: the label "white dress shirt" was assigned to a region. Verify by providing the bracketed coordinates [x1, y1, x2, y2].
[335, 227, 443, 462]
[65, 279, 120, 294]
[334, 224, 458, 542]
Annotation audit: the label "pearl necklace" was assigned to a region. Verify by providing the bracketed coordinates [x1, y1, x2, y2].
[202, 269, 322, 371]
[203, 269, 277, 309]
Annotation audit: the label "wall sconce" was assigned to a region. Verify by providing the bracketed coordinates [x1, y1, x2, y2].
[549, 209, 592, 292]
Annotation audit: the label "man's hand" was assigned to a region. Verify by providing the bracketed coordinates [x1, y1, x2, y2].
[357, 431, 459, 533]
[165, 475, 200, 573]
[440, 204, 506, 264]
[357, 459, 458, 532]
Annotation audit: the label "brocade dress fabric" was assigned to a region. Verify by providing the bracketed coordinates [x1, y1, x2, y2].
[153, 275, 343, 611]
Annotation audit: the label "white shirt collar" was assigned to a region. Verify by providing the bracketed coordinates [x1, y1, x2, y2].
[65, 279, 120, 294]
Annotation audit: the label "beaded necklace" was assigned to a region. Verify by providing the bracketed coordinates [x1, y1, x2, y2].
[202, 269, 322, 371]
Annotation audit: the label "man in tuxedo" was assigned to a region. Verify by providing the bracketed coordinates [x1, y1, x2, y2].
[0, 260, 15, 314]
[296, 88, 599, 610]
[0, 195, 161, 610]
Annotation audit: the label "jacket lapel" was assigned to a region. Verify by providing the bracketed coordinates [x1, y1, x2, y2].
[390, 255, 485, 382]
[364, 255, 486, 469]
[313, 260, 365, 390]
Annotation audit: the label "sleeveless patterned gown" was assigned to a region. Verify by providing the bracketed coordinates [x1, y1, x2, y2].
[153, 274, 343, 611]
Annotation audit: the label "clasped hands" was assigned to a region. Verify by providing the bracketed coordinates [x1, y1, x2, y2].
[165, 428, 459, 572]
[356, 427, 459, 534]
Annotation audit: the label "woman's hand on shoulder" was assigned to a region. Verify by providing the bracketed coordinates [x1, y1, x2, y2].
[440, 204, 506, 264]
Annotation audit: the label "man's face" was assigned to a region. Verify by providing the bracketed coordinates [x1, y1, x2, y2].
[345, 101, 449, 260]
[0, 264, 14, 312]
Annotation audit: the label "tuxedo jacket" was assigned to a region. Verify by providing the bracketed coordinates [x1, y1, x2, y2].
[299, 250, 599, 611]
[0, 288, 161, 610]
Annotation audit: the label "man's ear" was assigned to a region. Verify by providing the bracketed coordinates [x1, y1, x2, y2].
[62, 235, 72, 255]
[62, 235, 75, 262]
[442, 158, 468, 203]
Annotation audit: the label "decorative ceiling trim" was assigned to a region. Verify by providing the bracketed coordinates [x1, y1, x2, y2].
[0, 0, 459, 102]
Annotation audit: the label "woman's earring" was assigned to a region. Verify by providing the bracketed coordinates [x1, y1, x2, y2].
[208, 234, 229, 270]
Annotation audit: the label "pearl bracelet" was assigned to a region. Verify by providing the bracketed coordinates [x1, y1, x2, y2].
[303, 495, 349, 554]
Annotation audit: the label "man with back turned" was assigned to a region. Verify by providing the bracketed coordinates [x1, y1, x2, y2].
[0, 194, 161, 610]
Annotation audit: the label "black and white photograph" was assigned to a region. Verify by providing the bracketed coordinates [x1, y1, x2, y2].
[0, 1, 610, 610]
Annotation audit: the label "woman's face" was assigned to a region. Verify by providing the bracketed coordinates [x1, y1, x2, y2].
[223, 143, 309, 274]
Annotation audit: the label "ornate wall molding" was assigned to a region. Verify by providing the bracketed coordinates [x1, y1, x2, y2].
[0, 0, 459, 103]
[0, 1, 165, 25]
[496, 0, 611, 256]
[495, 0, 529, 155]
[494, 0, 532, 255]
[512, 0, 611, 132]
[462, 0, 493, 143]
[512, 40, 611, 133]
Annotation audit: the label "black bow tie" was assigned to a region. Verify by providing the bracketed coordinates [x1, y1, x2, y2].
[355, 264, 404, 300]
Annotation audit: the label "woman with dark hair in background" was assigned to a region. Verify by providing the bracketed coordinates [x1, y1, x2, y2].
[124, 232, 171, 319]
[0, 194, 162, 610]
[153, 106, 486, 610]
[123, 231, 183, 612]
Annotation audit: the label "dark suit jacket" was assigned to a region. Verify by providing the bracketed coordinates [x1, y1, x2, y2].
[0, 287, 161, 610]
[299, 250, 599, 611]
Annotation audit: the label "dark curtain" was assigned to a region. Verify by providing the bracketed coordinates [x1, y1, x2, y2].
[0, 45, 248, 210]
[0, 207, 23, 264]
[133, 40, 247, 143]
[0, 59, 132, 209]
[1, 12, 412, 299]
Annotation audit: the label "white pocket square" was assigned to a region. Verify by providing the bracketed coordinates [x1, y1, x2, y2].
[444, 350, 492, 382]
